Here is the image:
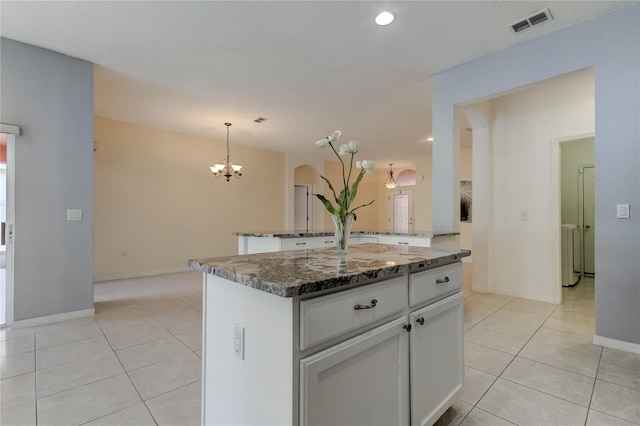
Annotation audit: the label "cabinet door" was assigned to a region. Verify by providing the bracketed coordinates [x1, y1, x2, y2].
[410, 292, 464, 426]
[300, 317, 410, 426]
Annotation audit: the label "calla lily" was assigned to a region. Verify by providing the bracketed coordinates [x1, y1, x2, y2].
[357, 160, 375, 174]
[328, 130, 342, 143]
[338, 139, 359, 156]
[315, 138, 331, 148]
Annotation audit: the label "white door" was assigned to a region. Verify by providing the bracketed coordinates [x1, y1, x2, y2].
[581, 167, 595, 275]
[410, 292, 464, 426]
[0, 126, 17, 327]
[294, 185, 310, 232]
[388, 190, 414, 233]
[300, 317, 410, 426]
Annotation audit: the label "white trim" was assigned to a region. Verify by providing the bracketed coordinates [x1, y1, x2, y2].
[2, 133, 16, 327]
[0, 123, 20, 135]
[594, 335, 640, 355]
[12, 308, 95, 329]
[94, 266, 193, 283]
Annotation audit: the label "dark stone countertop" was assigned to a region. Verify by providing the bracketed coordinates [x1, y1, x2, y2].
[189, 243, 470, 298]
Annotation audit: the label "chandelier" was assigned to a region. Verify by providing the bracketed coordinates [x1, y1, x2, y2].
[384, 163, 397, 189]
[210, 122, 242, 181]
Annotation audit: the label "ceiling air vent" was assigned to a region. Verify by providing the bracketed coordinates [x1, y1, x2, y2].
[510, 8, 553, 33]
[254, 117, 267, 123]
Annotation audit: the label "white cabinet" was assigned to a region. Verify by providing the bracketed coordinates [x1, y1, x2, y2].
[409, 292, 464, 426]
[300, 317, 410, 426]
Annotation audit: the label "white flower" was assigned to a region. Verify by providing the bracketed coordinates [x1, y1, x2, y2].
[316, 130, 342, 148]
[338, 139, 359, 155]
[356, 160, 376, 174]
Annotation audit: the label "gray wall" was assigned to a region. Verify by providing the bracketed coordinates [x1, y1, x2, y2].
[0, 38, 94, 321]
[432, 5, 640, 345]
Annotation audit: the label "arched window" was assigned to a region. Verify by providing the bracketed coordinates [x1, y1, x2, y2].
[395, 169, 416, 186]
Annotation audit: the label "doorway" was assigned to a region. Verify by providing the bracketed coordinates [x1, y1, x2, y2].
[0, 125, 17, 328]
[387, 189, 414, 233]
[579, 165, 595, 276]
[294, 185, 312, 233]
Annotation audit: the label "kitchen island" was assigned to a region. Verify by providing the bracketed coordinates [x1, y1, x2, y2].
[234, 230, 461, 254]
[189, 244, 470, 426]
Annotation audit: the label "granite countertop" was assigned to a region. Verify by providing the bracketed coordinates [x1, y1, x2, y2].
[189, 243, 470, 298]
[233, 230, 460, 238]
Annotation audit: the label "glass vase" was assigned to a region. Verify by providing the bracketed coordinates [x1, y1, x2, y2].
[331, 214, 354, 255]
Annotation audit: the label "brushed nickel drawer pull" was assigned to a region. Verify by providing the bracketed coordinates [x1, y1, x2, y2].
[296, 242, 307, 246]
[416, 317, 425, 326]
[436, 277, 450, 284]
[398, 242, 409, 245]
[325, 240, 334, 244]
[354, 299, 378, 310]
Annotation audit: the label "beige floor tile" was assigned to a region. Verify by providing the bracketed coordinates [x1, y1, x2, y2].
[100, 317, 172, 350]
[459, 408, 515, 426]
[464, 326, 529, 355]
[464, 293, 513, 307]
[0, 399, 36, 426]
[0, 327, 34, 343]
[477, 378, 588, 425]
[0, 351, 34, 379]
[0, 334, 34, 357]
[586, 409, 640, 426]
[474, 308, 548, 338]
[464, 341, 514, 376]
[128, 353, 201, 400]
[194, 350, 202, 358]
[146, 381, 202, 426]
[0, 371, 35, 408]
[36, 350, 124, 398]
[542, 317, 595, 337]
[176, 328, 203, 352]
[36, 374, 141, 426]
[591, 380, 640, 424]
[503, 297, 558, 316]
[530, 327, 602, 355]
[115, 336, 193, 371]
[519, 340, 601, 377]
[36, 335, 113, 370]
[152, 309, 201, 335]
[502, 357, 594, 406]
[35, 319, 102, 350]
[597, 348, 640, 390]
[84, 402, 156, 426]
[434, 400, 473, 426]
[459, 366, 496, 405]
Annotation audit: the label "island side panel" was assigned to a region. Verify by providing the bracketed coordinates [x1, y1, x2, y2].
[203, 274, 294, 425]
[239, 236, 281, 254]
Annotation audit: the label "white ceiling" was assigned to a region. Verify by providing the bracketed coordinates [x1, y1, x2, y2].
[0, 1, 631, 167]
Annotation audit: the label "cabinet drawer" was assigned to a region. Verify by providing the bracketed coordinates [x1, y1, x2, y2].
[377, 235, 430, 247]
[409, 263, 462, 307]
[280, 237, 336, 251]
[300, 277, 408, 350]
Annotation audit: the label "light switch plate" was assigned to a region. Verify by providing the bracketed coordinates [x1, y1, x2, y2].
[616, 204, 630, 219]
[67, 209, 83, 221]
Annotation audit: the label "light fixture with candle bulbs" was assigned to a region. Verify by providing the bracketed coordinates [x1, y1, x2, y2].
[210, 122, 243, 182]
[384, 163, 397, 189]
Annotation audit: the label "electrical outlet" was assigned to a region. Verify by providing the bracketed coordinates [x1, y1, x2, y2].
[67, 209, 82, 221]
[233, 324, 245, 360]
[617, 204, 630, 219]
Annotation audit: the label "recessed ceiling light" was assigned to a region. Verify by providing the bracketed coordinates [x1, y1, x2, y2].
[427, 137, 434, 142]
[375, 11, 395, 26]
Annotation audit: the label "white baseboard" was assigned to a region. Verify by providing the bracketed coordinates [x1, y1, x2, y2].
[12, 308, 95, 329]
[95, 266, 193, 283]
[593, 335, 640, 354]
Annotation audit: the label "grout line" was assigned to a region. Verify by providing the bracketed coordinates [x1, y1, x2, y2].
[585, 344, 604, 424]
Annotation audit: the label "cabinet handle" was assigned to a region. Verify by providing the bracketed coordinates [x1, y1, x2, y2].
[354, 299, 377, 310]
[296, 242, 306, 246]
[436, 277, 450, 284]
[416, 317, 425, 326]
[403, 324, 412, 332]
[324, 240, 334, 244]
[398, 242, 409, 245]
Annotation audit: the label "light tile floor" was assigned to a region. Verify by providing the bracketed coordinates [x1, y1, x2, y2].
[0, 267, 638, 425]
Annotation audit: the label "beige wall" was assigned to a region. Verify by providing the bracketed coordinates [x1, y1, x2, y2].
[94, 117, 285, 281]
[322, 160, 379, 231]
[561, 138, 595, 225]
[459, 139, 473, 252]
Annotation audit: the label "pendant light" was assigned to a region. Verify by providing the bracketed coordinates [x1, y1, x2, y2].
[210, 122, 243, 181]
[384, 163, 397, 189]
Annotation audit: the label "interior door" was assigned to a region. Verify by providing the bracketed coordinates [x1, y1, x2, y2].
[388, 190, 414, 233]
[0, 126, 17, 327]
[582, 167, 595, 274]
